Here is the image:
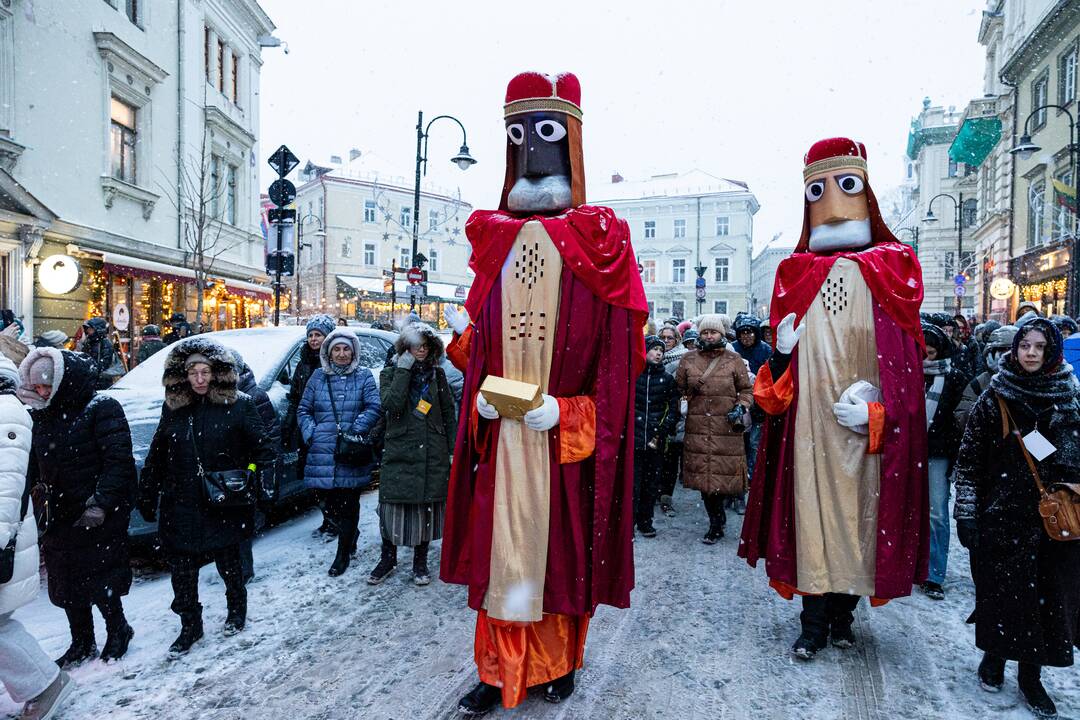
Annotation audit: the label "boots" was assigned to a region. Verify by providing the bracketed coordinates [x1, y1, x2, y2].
[367, 540, 398, 585]
[328, 527, 355, 577]
[1018, 663, 1057, 719]
[412, 542, 431, 586]
[99, 622, 134, 663]
[458, 681, 501, 716]
[55, 608, 97, 669]
[701, 492, 726, 544]
[223, 596, 247, 636]
[978, 652, 1005, 693]
[544, 670, 576, 704]
[168, 615, 204, 659]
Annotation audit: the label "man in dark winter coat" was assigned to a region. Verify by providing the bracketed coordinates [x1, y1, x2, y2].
[78, 318, 120, 389]
[135, 325, 166, 365]
[633, 336, 680, 538]
[17, 348, 136, 668]
[731, 314, 772, 374]
[139, 337, 276, 657]
[163, 312, 191, 345]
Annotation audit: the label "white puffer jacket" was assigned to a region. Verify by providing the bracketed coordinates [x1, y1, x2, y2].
[0, 394, 38, 614]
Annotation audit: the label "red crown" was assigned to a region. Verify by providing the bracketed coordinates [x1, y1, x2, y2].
[504, 72, 582, 120]
[803, 137, 868, 180]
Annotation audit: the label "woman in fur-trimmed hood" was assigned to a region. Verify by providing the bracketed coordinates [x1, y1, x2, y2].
[138, 337, 276, 655]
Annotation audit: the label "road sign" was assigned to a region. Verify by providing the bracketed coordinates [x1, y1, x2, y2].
[696, 287, 707, 300]
[695, 277, 706, 289]
[407, 284, 425, 300]
[266, 250, 295, 277]
[268, 207, 296, 224]
[268, 179, 297, 207]
[954, 285, 966, 297]
[407, 267, 424, 284]
[954, 274, 966, 285]
[267, 145, 299, 177]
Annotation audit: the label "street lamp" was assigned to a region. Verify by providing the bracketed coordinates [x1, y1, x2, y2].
[412, 111, 476, 312]
[1010, 102, 1079, 314]
[296, 211, 325, 320]
[895, 226, 920, 256]
[923, 192, 965, 314]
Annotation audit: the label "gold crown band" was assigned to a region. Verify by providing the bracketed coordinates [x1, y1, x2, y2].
[803, 156, 867, 181]
[504, 97, 583, 120]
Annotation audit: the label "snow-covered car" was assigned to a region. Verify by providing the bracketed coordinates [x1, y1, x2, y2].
[103, 326, 396, 545]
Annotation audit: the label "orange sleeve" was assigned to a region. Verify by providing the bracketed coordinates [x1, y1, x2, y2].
[556, 396, 596, 464]
[866, 401, 885, 455]
[753, 362, 795, 416]
[446, 325, 473, 371]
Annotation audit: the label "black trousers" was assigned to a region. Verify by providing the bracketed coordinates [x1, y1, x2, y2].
[702, 491, 726, 526]
[633, 447, 663, 525]
[660, 441, 682, 499]
[64, 594, 127, 640]
[169, 545, 246, 621]
[799, 593, 860, 642]
[324, 488, 362, 550]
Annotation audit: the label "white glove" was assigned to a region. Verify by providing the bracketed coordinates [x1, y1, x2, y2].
[775, 312, 805, 354]
[523, 394, 560, 432]
[444, 305, 471, 335]
[680, 397, 688, 417]
[396, 352, 416, 370]
[832, 397, 870, 430]
[476, 391, 500, 420]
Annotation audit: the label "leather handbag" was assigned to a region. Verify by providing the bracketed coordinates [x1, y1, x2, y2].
[327, 377, 374, 467]
[998, 395, 1080, 542]
[189, 417, 256, 509]
[0, 477, 30, 584]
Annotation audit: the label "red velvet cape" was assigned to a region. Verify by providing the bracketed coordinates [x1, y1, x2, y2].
[440, 206, 648, 616]
[738, 243, 930, 599]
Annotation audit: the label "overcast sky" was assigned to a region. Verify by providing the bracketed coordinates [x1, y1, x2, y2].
[257, 0, 988, 255]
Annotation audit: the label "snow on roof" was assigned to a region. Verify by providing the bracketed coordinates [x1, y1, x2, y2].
[591, 169, 752, 203]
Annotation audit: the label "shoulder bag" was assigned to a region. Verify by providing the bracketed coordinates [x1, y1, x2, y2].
[997, 394, 1080, 542]
[327, 374, 374, 467]
[190, 416, 256, 508]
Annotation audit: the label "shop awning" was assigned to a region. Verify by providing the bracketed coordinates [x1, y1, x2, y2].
[337, 274, 467, 302]
[102, 252, 272, 299]
[949, 116, 1002, 167]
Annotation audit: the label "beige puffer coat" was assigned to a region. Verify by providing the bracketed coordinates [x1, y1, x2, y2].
[675, 346, 753, 495]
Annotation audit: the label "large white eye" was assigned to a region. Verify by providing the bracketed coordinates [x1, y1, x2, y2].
[805, 180, 825, 203]
[835, 174, 865, 195]
[506, 123, 525, 145]
[535, 120, 567, 143]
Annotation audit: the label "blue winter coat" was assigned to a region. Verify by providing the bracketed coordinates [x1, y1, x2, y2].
[298, 355, 381, 489]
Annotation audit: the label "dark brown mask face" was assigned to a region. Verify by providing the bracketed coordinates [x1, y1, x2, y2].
[505, 112, 572, 213]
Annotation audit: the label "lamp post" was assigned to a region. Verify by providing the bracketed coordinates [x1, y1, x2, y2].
[895, 226, 920, 256]
[924, 192, 965, 314]
[296, 211, 325, 321]
[412, 111, 476, 312]
[1010, 102, 1080, 315]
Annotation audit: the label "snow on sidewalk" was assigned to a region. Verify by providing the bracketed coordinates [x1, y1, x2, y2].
[1, 487, 1075, 719]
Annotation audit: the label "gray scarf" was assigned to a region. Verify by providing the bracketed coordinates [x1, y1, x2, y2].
[922, 358, 950, 377]
[991, 355, 1077, 405]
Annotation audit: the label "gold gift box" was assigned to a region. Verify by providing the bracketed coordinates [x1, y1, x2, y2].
[479, 375, 542, 420]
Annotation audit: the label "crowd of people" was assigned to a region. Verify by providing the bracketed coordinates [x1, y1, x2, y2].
[0, 300, 1076, 718]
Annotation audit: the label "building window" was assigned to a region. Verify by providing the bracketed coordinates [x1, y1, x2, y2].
[125, 0, 139, 26]
[673, 218, 686, 238]
[204, 26, 211, 83]
[1060, 44, 1077, 104]
[341, 237, 352, 258]
[961, 198, 978, 229]
[906, 163, 913, 179]
[399, 247, 411, 268]
[231, 52, 239, 104]
[714, 300, 728, 315]
[1032, 71, 1049, 130]
[363, 243, 375, 266]
[714, 257, 729, 283]
[210, 155, 221, 218]
[429, 209, 439, 231]
[672, 300, 685, 319]
[641, 259, 656, 283]
[225, 164, 237, 225]
[429, 249, 439, 273]
[647, 301, 655, 317]
[1054, 170, 1074, 241]
[217, 40, 226, 93]
[644, 220, 656, 239]
[400, 206, 412, 229]
[109, 97, 137, 184]
[364, 200, 377, 223]
[948, 159, 959, 178]
[672, 258, 686, 284]
[716, 216, 730, 236]
[1029, 179, 1047, 247]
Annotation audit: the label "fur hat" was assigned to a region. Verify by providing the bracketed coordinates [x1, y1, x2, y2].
[163, 337, 238, 409]
[305, 314, 336, 338]
[16, 347, 64, 409]
[394, 322, 445, 362]
[696, 314, 731, 335]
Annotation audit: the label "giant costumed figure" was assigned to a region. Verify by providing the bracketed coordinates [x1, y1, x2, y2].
[739, 138, 929, 660]
[440, 72, 648, 715]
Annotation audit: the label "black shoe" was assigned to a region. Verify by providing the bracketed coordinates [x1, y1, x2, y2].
[328, 531, 353, 577]
[659, 495, 675, 517]
[55, 637, 98, 669]
[367, 541, 398, 585]
[168, 618, 204, 658]
[791, 633, 826, 660]
[1019, 664, 1058, 719]
[920, 581, 945, 600]
[544, 670, 576, 704]
[830, 624, 855, 649]
[223, 610, 246, 636]
[99, 623, 134, 663]
[636, 522, 657, 538]
[458, 681, 501, 716]
[978, 652, 1005, 693]
[702, 520, 724, 545]
[412, 544, 431, 586]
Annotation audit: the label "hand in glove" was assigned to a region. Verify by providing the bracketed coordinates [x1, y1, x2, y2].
[476, 391, 500, 420]
[956, 519, 978, 550]
[74, 505, 106, 529]
[396, 351, 416, 370]
[523, 394, 561, 432]
[775, 312, 805, 354]
[832, 396, 870, 429]
[444, 305, 471, 335]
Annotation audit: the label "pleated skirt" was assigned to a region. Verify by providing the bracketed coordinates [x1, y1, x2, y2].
[378, 501, 445, 546]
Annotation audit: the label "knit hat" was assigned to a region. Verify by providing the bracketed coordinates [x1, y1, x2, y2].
[184, 353, 211, 370]
[326, 334, 353, 352]
[696, 314, 730, 335]
[25, 352, 56, 385]
[34, 329, 68, 348]
[306, 314, 335, 337]
[644, 335, 665, 353]
[682, 329, 700, 344]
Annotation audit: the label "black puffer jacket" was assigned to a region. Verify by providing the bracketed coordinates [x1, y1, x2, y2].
[19, 349, 135, 607]
[140, 338, 276, 555]
[234, 354, 281, 452]
[634, 361, 679, 450]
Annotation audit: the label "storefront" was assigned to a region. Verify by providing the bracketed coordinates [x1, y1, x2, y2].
[1011, 242, 1071, 318]
[336, 275, 467, 328]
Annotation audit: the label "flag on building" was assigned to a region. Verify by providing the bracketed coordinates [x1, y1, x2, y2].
[1052, 179, 1075, 209]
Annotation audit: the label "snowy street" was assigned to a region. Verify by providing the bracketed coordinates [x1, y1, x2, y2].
[1, 487, 1076, 720]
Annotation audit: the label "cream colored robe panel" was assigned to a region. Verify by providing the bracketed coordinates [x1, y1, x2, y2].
[483, 221, 564, 622]
[793, 259, 882, 596]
